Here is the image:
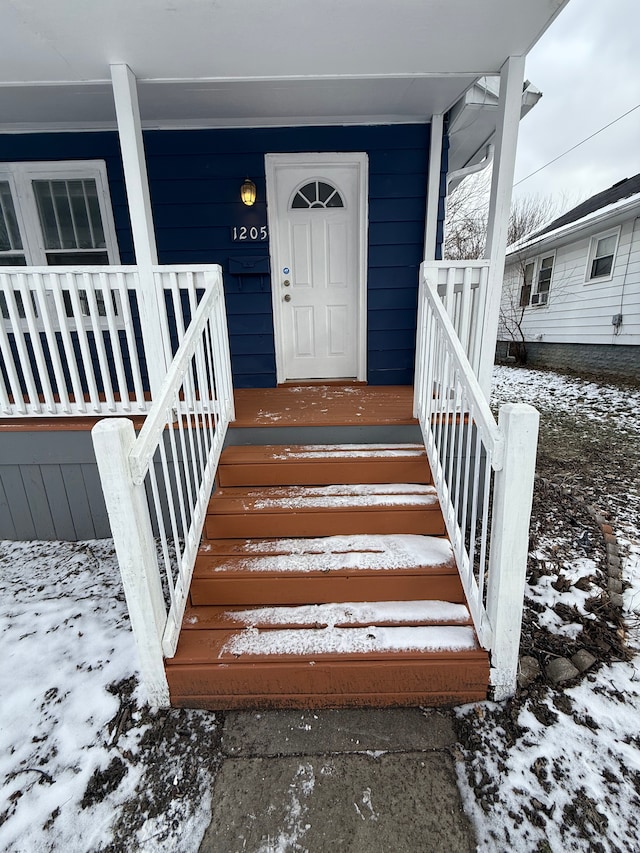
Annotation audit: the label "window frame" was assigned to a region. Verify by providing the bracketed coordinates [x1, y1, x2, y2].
[519, 251, 555, 308]
[519, 259, 535, 308]
[584, 226, 620, 284]
[0, 160, 120, 267]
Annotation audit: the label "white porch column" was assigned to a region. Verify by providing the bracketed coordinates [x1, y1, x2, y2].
[479, 55, 526, 397]
[414, 114, 445, 416]
[423, 113, 445, 262]
[111, 63, 166, 396]
[110, 64, 158, 267]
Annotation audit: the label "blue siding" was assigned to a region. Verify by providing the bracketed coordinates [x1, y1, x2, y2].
[0, 124, 448, 387]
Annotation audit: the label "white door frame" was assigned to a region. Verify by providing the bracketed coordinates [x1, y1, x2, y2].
[265, 152, 368, 383]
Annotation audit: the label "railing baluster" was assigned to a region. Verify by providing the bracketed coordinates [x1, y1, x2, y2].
[4, 277, 42, 413]
[0, 278, 28, 415]
[32, 272, 72, 414]
[100, 272, 130, 412]
[83, 273, 117, 412]
[49, 274, 87, 414]
[64, 272, 102, 412]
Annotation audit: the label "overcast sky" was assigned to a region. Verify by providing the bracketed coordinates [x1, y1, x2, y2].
[512, 0, 640, 212]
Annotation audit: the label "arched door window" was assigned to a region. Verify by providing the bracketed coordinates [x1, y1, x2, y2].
[291, 181, 344, 209]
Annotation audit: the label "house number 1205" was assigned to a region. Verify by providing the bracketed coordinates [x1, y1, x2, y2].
[232, 226, 268, 241]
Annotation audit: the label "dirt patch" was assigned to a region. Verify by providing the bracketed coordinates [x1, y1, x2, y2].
[92, 681, 223, 852]
[455, 366, 640, 852]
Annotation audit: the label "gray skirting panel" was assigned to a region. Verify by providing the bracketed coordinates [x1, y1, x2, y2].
[0, 431, 110, 540]
[0, 423, 424, 541]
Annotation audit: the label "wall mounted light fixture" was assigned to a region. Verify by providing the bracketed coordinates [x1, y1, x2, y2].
[241, 177, 257, 206]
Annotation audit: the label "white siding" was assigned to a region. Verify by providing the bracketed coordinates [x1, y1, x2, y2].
[501, 216, 640, 346]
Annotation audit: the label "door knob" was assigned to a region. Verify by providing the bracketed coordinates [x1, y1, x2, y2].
[283, 294, 291, 302]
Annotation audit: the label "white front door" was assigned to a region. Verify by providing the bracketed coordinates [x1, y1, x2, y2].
[266, 153, 367, 382]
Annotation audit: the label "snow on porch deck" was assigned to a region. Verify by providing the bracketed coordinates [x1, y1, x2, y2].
[232, 385, 416, 427]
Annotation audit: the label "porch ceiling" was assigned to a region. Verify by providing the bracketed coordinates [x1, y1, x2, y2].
[0, 0, 569, 133]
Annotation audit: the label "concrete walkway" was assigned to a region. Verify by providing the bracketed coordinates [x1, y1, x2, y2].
[199, 708, 475, 852]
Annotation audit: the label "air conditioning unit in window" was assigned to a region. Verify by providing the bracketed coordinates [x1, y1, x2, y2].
[531, 292, 548, 306]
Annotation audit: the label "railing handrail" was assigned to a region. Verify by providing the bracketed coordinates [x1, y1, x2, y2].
[92, 264, 234, 706]
[421, 266, 504, 471]
[415, 261, 539, 698]
[1, 263, 227, 273]
[130, 268, 224, 485]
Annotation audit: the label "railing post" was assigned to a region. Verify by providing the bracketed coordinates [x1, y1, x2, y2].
[92, 418, 170, 708]
[486, 402, 539, 699]
[413, 263, 426, 417]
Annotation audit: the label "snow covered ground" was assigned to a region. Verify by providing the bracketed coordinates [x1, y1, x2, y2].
[0, 541, 219, 853]
[0, 365, 639, 852]
[455, 367, 640, 852]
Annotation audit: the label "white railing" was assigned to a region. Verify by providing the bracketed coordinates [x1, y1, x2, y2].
[414, 262, 539, 698]
[0, 264, 221, 417]
[416, 261, 490, 386]
[91, 270, 234, 706]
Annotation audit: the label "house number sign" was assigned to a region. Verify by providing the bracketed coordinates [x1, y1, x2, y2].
[231, 225, 268, 242]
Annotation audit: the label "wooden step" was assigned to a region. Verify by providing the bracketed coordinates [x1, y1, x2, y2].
[183, 600, 473, 630]
[166, 619, 489, 710]
[192, 534, 462, 605]
[205, 484, 446, 538]
[217, 444, 432, 487]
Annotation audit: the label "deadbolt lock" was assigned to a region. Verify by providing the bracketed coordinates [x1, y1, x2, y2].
[283, 279, 291, 287]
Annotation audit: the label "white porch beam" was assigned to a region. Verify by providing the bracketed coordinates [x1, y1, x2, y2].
[423, 113, 444, 262]
[479, 55, 526, 397]
[110, 64, 158, 267]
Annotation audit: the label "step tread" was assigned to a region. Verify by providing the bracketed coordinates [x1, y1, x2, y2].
[196, 534, 455, 576]
[183, 600, 472, 630]
[217, 444, 432, 487]
[220, 444, 427, 463]
[167, 624, 483, 665]
[208, 484, 439, 514]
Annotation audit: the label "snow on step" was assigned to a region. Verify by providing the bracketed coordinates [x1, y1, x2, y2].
[221, 600, 470, 627]
[270, 444, 425, 459]
[234, 483, 438, 511]
[221, 625, 478, 658]
[203, 534, 454, 573]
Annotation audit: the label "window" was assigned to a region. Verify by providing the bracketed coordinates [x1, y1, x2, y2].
[532, 254, 554, 305]
[0, 161, 119, 267]
[519, 253, 554, 307]
[519, 261, 534, 307]
[291, 181, 344, 209]
[0, 179, 26, 266]
[586, 228, 619, 282]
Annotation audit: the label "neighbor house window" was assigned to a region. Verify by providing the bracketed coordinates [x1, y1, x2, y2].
[532, 254, 554, 305]
[586, 229, 619, 282]
[519, 261, 534, 307]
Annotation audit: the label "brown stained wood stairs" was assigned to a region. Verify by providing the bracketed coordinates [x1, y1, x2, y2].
[166, 444, 490, 709]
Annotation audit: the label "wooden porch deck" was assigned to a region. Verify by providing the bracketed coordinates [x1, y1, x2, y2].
[233, 385, 417, 428]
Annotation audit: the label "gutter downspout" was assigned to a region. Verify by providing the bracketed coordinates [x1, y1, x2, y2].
[446, 143, 495, 195]
[442, 144, 495, 253]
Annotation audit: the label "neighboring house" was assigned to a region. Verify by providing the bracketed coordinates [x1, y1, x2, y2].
[0, 0, 569, 706]
[500, 174, 640, 378]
